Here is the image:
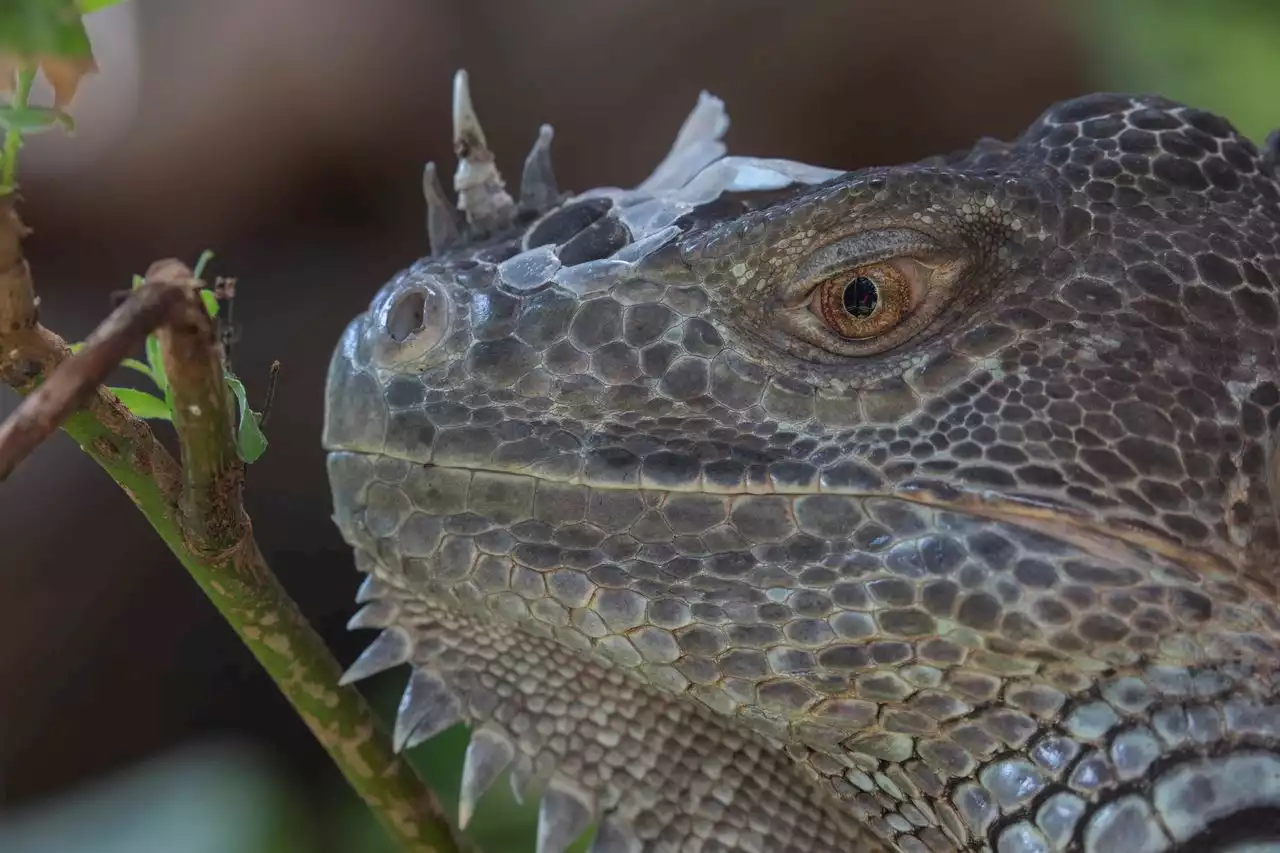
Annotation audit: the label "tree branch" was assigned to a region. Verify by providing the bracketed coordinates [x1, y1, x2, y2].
[0, 201, 466, 853]
[0, 276, 185, 480]
[148, 258, 244, 548]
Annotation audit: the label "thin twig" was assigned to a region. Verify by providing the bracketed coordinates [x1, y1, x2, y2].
[0, 279, 185, 480]
[0, 204, 179, 505]
[260, 360, 281, 427]
[0, 203, 466, 853]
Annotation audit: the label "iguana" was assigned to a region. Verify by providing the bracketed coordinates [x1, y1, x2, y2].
[323, 70, 1280, 853]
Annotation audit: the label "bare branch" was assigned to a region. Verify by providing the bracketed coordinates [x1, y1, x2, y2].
[0, 278, 186, 480]
[0, 201, 34, 333]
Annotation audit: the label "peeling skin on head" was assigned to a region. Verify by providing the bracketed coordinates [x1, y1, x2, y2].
[323, 77, 1280, 853]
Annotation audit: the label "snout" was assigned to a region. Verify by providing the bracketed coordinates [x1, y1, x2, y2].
[322, 314, 389, 454]
[323, 267, 463, 455]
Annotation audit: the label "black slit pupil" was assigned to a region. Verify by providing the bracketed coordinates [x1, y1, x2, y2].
[842, 276, 878, 318]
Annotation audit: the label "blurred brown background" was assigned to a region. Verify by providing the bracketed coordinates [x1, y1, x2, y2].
[0, 1, 1267, 850]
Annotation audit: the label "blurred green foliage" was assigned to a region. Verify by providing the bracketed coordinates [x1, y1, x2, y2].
[0, 669, 584, 853]
[0, 741, 309, 853]
[1083, 0, 1280, 143]
[0, 0, 92, 62]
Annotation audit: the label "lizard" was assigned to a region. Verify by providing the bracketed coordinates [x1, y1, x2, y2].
[322, 69, 1280, 853]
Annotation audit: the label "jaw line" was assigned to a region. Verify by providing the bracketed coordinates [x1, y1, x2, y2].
[890, 481, 1241, 584]
[326, 446, 1240, 584]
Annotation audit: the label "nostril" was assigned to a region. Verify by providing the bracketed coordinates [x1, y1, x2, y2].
[388, 291, 427, 343]
[373, 280, 452, 367]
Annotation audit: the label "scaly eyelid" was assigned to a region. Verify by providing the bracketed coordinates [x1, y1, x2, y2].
[779, 227, 945, 306]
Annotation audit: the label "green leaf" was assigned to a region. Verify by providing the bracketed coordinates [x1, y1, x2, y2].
[145, 334, 165, 389]
[193, 251, 218, 317]
[108, 386, 173, 421]
[199, 288, 219, 318]
[75, 0, 129, 12]
[120, 356, 156, 384]
[66, 344, 156, 386]
[192, 249, 214, 280]
[145, 332, 169, 398]
[134, 274, 173, 409]
[224, 374, 268, 464]
[0, 0, 94, 61]
[0, 104, 72, 134]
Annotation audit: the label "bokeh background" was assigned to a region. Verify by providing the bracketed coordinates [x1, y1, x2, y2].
[0, 1, 1276, 851]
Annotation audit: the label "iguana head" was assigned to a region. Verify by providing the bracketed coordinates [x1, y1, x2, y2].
[323, 71, 1280, 853]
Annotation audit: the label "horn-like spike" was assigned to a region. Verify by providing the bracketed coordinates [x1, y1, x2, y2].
[636, 90, 729, 194]
[338, 627, 410, 686]
[452, 69, 516, 233]
[519, 123, 559, 213]
[355, 574, 390, 603]
[452, 68, 488, 150]
[536, 776, 596, 853]
[345, 601, 396, 631]
[423, 161, 460, 256]
[393, 669, 463, 752]
[588, 816, 641, 853]
[509, 753, 535, 805]
[458, 725, 516, 829]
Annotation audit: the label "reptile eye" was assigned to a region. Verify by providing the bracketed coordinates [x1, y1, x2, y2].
[811, 265, 912, 340]
[773, 228, 965, 361]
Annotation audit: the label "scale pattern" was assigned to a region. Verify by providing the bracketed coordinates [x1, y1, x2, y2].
[325, 85, 1280, 853]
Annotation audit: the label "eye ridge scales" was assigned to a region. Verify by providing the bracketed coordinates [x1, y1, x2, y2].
[323, 72, 1280, 853]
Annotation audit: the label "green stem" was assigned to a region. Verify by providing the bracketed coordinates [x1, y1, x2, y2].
[56, 407, 464, 853]
[1, 66, 36, 195]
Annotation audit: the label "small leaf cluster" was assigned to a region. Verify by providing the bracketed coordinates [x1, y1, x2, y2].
[72, 251, 270, 464]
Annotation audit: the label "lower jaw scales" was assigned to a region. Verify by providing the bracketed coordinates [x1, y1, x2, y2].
[339, 567, 865, 853]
